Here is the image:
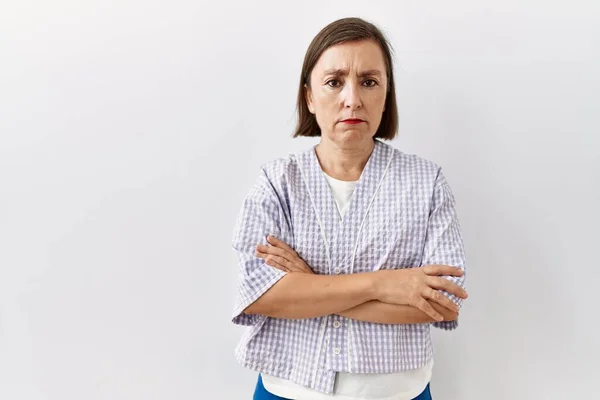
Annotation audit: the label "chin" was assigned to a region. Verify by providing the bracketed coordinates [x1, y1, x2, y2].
[334, 130, 373, 146]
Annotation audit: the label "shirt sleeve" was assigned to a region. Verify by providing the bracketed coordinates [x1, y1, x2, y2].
[421, 169, 467, 331]
[230, 169, 289, 326]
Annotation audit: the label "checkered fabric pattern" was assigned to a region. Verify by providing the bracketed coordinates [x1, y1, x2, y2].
[231, 140, 467, 394]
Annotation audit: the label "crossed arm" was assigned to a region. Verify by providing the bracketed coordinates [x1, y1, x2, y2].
[339, 300, 459, 325]
[234, 169, 467, 327]
[247, 236, 465, 325]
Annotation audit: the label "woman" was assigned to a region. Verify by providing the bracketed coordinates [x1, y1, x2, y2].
[231, 17, 468, 400]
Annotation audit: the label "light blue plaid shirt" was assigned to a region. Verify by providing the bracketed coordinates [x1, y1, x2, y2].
[231, 140, 467, 394]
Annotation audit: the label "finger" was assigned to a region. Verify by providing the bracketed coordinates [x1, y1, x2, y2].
[256, 244, 295, 263]
[268, 255, 303, 273]
[255, 250, 267, 259]
[422, 264, 464, 277]
[413, 297, 443, 321]
[258, 249, 311, 274]
[282, 260, 311, 274]
[266, 236, 298, 255]
[427, 276, 468, 299]
[264, 257, 290, 272]
[428, 276, 468, 299]
[423, 288, 459, 312]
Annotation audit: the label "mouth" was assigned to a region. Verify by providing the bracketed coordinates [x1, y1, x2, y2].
[340, 118, 365, 125]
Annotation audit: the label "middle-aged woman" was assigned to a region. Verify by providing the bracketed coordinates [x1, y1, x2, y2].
[231, 17, 469, 400]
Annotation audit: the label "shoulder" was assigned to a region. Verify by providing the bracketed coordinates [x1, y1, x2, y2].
[259, 153, 299, 181]
[248, 149, 307, 200]
[235, 155, 297, 220]
[384, 143, 443, 185]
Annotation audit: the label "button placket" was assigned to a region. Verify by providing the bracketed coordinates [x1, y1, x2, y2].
[328, 317, 348, 371]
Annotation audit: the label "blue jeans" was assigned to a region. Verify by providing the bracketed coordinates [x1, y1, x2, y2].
[253, 374, 433, 399]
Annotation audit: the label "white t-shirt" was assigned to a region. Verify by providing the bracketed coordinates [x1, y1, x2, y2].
[261, 172, 433, 399]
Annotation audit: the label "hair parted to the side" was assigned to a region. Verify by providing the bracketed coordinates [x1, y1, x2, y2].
[293, 17, 398, 140]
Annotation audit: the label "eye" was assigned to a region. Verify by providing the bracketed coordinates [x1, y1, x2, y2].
[326, 79, 341, 88]
[363, 79, 378, 87]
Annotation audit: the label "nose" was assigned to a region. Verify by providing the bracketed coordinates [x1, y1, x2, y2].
[342, 81, 362, 110]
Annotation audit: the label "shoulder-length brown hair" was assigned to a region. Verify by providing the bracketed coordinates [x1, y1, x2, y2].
[293, 17, 398, 140]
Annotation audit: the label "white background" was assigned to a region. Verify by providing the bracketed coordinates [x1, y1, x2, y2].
[1, 1, 599, 399]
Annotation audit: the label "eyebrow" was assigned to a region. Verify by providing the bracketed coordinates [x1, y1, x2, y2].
[323, 68, 383, 78]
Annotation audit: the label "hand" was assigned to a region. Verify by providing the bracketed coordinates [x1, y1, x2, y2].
[256, 236, 314, 274]
[375, 265, 468, 321]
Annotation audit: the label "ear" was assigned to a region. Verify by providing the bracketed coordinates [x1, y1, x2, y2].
[304, 83, 315, 114]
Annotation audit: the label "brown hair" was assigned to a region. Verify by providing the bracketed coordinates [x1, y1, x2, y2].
[293, 17, 398, 140]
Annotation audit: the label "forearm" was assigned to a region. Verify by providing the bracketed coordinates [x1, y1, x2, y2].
[244, 272, 378, 319]
[337, 301, 458, 324]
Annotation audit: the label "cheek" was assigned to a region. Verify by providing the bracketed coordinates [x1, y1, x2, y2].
[314, 96, 339, 119]
[314, 91, 337, 107]
[372, 92, 387, 110]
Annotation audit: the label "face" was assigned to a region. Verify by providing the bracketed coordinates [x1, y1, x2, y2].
[305, 39, 388, 148]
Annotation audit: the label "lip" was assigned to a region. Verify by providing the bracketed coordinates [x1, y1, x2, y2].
[340, 118, 365, 124]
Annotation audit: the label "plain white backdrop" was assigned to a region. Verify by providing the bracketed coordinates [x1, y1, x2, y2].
[1, 1, 599, 399]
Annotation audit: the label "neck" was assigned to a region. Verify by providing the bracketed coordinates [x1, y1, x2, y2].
[315, 138, 375, 181]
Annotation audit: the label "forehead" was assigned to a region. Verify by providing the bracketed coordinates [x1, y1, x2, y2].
[312, 40, 387, 75]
